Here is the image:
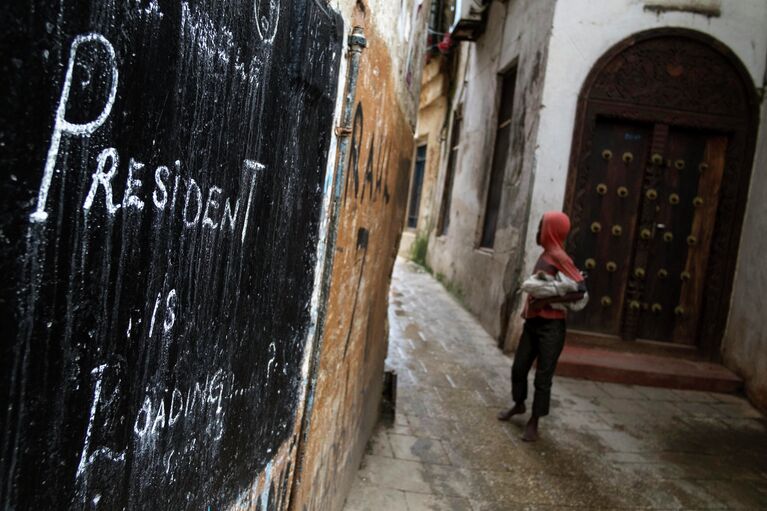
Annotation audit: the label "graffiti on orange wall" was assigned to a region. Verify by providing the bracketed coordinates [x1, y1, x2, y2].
[345, 103, 394, 207]
[291, 22, 417, 510]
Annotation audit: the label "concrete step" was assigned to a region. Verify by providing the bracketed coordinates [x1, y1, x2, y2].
[556, 344, 743, 393]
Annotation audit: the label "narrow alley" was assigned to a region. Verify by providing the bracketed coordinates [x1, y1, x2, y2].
[345, 260, 767, 510]
[3, 1, 767, 509]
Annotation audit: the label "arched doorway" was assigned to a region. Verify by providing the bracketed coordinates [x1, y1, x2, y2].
[563, 29, 759, 360]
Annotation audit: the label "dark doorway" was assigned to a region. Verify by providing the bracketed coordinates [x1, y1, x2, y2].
[437, 108, 462, 235]
[407, 144, 427, 229]
[480, 66, 517, 248]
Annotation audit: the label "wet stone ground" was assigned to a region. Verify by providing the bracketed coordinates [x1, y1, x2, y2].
[343, 259, 767, 511]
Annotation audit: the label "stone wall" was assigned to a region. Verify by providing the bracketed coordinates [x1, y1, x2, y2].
[425, 0, 558, 344]
[400, 55, 450, 258]
[289, 1, 429, 509]
[723, 96, 767, 412]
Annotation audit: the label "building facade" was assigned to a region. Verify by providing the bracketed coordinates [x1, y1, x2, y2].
[408, 0, 767, 409]
[399, 1, 454, 259]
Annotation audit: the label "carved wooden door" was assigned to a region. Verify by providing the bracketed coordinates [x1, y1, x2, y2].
[569, 119, 652, 336]
[624, 127, 727, 344]
[564, 31, 758, 358]
[569, 121, 727, 346]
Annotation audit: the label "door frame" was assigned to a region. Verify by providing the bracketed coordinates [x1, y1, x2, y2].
[564, 28, 759, 361]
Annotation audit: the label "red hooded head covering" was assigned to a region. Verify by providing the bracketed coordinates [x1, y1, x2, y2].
[538, 211, 583, 282]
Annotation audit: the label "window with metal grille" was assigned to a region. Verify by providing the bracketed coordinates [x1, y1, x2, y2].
[407, 144, 428, 229]
[479, 67, 517, 248]
[437, 108, 462, 235]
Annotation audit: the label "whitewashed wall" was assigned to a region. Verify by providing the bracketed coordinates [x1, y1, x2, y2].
[427, 0, 558, 342]
[723, 97, 767, 410]
[522, 0, 767, 281]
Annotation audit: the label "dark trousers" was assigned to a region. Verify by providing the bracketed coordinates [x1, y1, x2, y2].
[511, 318, 566, 417]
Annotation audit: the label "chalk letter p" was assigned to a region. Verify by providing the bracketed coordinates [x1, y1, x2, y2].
[30, 33, 119, 223]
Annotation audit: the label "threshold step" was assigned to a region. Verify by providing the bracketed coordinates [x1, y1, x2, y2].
[556, 345, 743, 393]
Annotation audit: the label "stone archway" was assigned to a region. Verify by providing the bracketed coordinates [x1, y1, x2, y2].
[563, 29, 759, 360]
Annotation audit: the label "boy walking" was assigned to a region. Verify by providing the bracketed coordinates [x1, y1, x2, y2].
[497, 212, 586, 442]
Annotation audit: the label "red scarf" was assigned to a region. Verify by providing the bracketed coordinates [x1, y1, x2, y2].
[538, 211, 583, 283]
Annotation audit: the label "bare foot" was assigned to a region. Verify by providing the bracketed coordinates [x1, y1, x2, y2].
[497, 403, 526, 421]
[521, 416, 539, 442]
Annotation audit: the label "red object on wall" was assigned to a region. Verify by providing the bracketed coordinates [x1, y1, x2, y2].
[437, 33, 453, 53]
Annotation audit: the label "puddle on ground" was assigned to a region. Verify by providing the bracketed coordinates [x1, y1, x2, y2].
[404, 323, 423, 342]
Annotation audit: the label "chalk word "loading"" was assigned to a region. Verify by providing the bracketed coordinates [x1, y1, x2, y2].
[134, 369, 228, 441]
[30, 33, 265, 244]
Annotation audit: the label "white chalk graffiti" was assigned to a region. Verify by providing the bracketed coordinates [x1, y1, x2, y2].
[149, 289, 178, 337]
[122, 159, 146, 211]
[80, 147, 265, 242]
[241, 160, 265, 245]
[202, 186, 223, 229]
[31, 33, 118, 223]
[163, 289, 177, 333]
[168, 389, 184, 427]
[254, 0, 281, 44]
[133, 369, 228, 441]
[266, 341, 276, 381]
[76, 364, 107, 479]
[23, 22, 304, 504]
[31, 32, 267, 237]
[183, 178, 203, 228]
[153, 166, 170, 210]
[83, 148, 121, 215]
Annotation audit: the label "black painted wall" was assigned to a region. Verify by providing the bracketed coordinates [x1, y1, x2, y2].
[0, 0, 342, 508]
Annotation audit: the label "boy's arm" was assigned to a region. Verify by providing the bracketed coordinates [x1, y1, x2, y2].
[529, 281, 587, 310]
[529, 292, 585, 310]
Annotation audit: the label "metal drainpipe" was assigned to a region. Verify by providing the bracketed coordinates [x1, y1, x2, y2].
[312, 24, 367, 411]
[328, 25, 368, 255]
[289, 26, 367, 506]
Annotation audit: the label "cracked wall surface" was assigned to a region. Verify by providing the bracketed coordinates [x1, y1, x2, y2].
[425, 0, 557, 347]
[290, 1, 430, 509]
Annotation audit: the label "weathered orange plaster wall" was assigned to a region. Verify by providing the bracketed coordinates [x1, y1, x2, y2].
[289, 25, 415, 511]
